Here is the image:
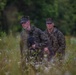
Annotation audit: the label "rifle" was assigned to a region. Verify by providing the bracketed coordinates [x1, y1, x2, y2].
[27, 36, 41, 61]
[27, 36, 35, 49]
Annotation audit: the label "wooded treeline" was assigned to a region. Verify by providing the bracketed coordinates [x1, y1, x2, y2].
[0, 0, 76, 36]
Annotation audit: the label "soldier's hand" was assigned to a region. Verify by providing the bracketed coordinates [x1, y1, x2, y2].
[44, 47, 49, 51]
[44, 47, 50, 54]
[31, 44, 36, 49]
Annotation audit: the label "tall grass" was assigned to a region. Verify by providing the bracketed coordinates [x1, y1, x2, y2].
[0, 34, 76, 75]
[0, 33, 21, 75]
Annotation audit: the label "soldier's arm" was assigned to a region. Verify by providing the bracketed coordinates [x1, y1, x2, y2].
[20, 39, 24, 58]
[20, 32, 25, 59]
[57, 31, 66, 54]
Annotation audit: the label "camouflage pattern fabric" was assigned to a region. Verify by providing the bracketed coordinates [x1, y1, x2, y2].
[44, 27, 66, 60]
[20, 26, 49, 61]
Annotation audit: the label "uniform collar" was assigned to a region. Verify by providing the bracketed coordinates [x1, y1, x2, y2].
[45, 27, 57, 34]
[23, 25, 35, 33]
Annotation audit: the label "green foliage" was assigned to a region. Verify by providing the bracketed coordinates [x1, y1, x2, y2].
[0, 0, 76, 35]
[0, 32, 6, 37]
[0, 0, 7, 10]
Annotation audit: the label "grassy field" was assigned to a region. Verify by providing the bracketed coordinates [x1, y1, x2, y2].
[0, 34, 76, 75]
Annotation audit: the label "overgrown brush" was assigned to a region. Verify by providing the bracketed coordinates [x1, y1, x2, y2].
[0, 35, 76, 75]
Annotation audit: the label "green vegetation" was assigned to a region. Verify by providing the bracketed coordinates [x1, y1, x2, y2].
[0, 0, 76, 35]
[0, 0, 76, 75]
[0, 34, 76, 75]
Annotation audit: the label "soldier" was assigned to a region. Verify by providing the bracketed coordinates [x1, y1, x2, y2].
[44, 18, 66, 62]
[20, 16, 49, 63]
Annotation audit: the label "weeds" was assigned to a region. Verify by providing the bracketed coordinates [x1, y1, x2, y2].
[0, 35, 76, 75]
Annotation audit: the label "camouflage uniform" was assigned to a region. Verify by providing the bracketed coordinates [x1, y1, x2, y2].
[20, 25, 49, 61]
[44, 27, 66, 60]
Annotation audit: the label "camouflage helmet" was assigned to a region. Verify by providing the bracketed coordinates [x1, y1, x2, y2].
[46, 18, 53, 24]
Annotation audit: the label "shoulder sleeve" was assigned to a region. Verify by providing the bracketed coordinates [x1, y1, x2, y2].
[57, 30, 66, 53]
